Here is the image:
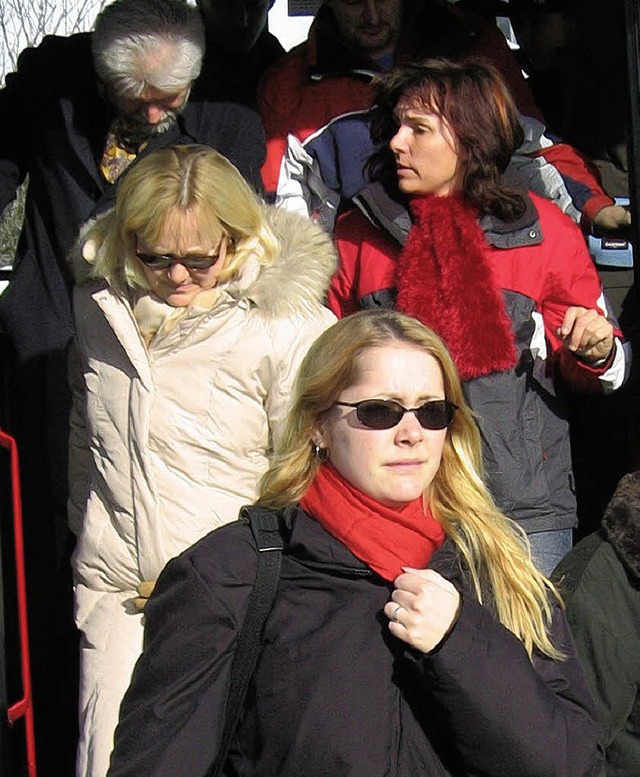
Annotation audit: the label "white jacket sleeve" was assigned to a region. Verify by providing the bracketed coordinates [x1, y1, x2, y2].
[265, 307, 336, 447]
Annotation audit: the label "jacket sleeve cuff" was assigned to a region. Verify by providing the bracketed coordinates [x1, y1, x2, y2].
[560, 337, 628, 393]
[581, 194, 616, 230]
[406, 594, 487, 675]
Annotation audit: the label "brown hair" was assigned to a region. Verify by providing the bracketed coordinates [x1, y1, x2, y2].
[369, 57, 526, 221]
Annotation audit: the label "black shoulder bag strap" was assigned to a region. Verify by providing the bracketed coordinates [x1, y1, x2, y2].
[206, 508, 284, 777]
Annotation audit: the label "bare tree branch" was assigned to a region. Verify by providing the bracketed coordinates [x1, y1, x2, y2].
[1, 0, 108, 84]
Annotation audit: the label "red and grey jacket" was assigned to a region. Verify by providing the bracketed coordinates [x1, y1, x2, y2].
[330, 184, 628, 534]
[259, 0, 613, 227]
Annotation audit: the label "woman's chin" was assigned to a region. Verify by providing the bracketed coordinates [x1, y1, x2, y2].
[160, 287, 198, 307]
[397, 179, 420, 197]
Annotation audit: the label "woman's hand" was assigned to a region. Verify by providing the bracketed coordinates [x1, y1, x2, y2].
[133, 580, 156, 612]
[592, 203, 631, 234]
[384, 568, 461, 654]
[557, 306, 614, 364]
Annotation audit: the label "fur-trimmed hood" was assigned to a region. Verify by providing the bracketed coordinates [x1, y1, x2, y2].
[602, 470, 640, 580]
[233, 206, 336, 318]
[70, 205, 337, 319]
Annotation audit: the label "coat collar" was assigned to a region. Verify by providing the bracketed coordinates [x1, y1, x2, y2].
[225, 206, 337, 318]
[601, 471, 640, 581]
[354, 175, 543, 250]
[276, 504, 472, 592]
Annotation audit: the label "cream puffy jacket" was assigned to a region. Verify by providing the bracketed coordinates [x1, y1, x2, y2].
[69, 206, 336, 616]
[69, 206, 336, 777]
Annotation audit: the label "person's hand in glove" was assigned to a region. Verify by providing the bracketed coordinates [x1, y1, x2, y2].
[133, 580, 156, 612]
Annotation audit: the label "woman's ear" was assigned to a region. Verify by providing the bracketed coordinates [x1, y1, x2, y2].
[311, 429, 326, 450]
[311, 418, 330, 452]
[311, 428, 330, 462]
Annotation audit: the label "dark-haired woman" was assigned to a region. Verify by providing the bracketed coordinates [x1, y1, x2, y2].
[328, 58, 628, 575]
[330, 60, 626, 574]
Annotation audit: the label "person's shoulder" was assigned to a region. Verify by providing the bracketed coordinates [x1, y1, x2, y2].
[246, 207, 337, 320]
[178, 517, 258, 585]
[15, 31, 92, 75]
[180, 507, 298, 585]
[182, 101, 265, 157]
[523, 192, 589, 256]
[187, 100, 262, 126]
[335, 207, 398, 254]
[267, 38, 310, 71]
[258, 30, 286, 62]
[335, 208, 376, 239]
[552, 531, 609, 594]
[260, 37, 311, 89]
[529, 191, 580, 230]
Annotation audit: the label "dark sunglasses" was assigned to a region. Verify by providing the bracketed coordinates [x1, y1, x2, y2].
[334, 398, 457, 430]
[135, 237, 225, 271]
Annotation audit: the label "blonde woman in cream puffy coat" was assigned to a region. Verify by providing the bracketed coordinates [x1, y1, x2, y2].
[68, 145, 336, 777]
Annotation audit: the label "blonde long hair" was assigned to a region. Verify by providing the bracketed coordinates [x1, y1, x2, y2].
[84, 144, 279, 291]
[258, 309, 563, 659]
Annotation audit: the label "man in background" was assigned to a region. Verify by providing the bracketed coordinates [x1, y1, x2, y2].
[193, 0, 285, 106]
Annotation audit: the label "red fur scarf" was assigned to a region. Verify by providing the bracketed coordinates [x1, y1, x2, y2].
[395, 194, 517, 381]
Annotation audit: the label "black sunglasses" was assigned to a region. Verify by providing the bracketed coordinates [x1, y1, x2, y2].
[135, 237, 225, 271]
[134, 251, 221, 271]
[334, 398, 457, 430]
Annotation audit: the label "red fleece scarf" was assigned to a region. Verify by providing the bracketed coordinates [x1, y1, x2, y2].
[300, 462, 445, 581]
[395, 194, 517, 381]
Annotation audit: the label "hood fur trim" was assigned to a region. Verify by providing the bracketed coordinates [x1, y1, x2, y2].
[602, 470, 640, 580]
[237, 206, 336, 318]
[70, 205, 337, 318]
[69, 213, 112, 285]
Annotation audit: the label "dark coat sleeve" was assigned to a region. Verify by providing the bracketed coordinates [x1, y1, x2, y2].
[107, 522, 258, 777]
[0, 39, 45, 212]
[0, 33, 100, 215]
[409, 596, 604, 777]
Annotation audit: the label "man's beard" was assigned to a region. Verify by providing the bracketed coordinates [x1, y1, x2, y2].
[112, 110, 179, 152]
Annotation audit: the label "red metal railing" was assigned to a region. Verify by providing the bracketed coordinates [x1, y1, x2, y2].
[0, 428, 36, 777]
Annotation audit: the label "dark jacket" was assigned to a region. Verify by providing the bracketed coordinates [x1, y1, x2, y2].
[0, 31, 266, 359]
[329, 184, 627, 534]
[109, 504, 603, 777]
[553, 471, 640, 775]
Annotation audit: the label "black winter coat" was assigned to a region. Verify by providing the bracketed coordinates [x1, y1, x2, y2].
[0, 32, 266, 359]
[553, 471, 640, 774]
[109, 505, 603, 777]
